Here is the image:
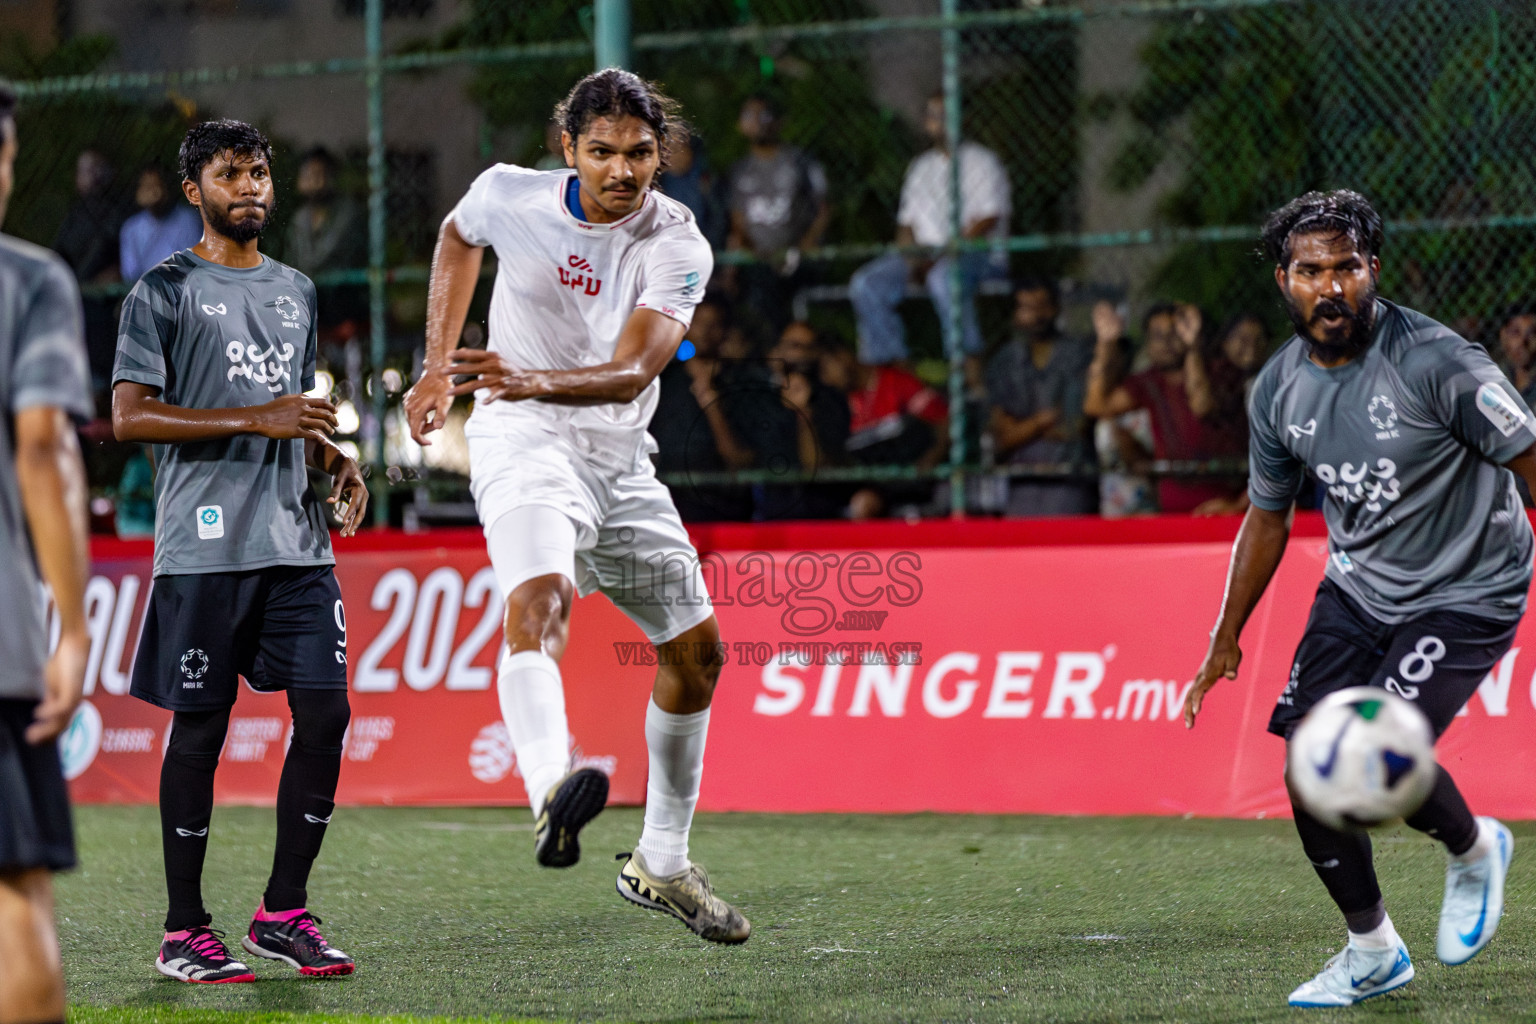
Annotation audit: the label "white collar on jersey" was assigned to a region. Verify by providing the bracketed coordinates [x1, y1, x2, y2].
[554, 174, 651, 233]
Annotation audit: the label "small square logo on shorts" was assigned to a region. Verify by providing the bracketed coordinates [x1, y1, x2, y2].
[196, 505, 224, 539]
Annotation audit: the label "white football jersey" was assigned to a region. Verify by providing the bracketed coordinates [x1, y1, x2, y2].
[449, 165, 712, 469]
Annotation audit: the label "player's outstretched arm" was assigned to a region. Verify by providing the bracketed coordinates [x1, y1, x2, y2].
[447, 307, 685, 407]
[112, 381, 338, 444]
[14, 407, 89, 744]
[1185, 502, 1292, 729]
[404, 218, 483, 445]
[305, 437, 369, 537]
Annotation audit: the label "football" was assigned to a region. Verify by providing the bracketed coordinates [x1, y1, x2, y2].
[1287, 687, 1438, 830]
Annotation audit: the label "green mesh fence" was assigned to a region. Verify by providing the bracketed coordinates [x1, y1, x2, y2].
[4, 0, 1534, 527]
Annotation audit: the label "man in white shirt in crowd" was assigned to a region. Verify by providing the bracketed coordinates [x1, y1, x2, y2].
[849, 91, 1010, 379]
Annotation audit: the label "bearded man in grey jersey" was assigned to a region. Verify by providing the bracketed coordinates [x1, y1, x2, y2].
[113, 120, 368, 984]
[1184, 190, 1536, 1008]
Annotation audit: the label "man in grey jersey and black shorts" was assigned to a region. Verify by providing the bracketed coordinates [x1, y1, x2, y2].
[1185, 190, 1536, 1007]
[113, 120, 368, 983]
[0, 81, 93, 1024]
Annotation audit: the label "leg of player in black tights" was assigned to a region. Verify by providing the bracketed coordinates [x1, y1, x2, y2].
[160, 707, 232, 932]
[263, 688, 350, 912]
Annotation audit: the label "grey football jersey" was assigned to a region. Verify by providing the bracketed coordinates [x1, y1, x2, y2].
[0, 234, 92, 700]
[112, 250, 333, 577]
[1249, 299, 1536, 623]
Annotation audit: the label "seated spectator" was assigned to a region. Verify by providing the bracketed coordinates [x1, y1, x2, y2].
[1496, 303, 1536, 406]
[985, 277, 1096, 516]
[652, 297, 754, 521]
[849, 91, 1010, 378]
[1084, 302, 1247, 514]
[819, 341, 947, 519]
[660, 134, 727, 249]
[727, 321, 849, 520]
[726, 96, 830, 345]
[120, 166, 202, 282]
[284, 146, 366, 275]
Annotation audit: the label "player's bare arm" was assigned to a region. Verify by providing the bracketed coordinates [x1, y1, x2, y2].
[403, 217, 483, 445]
[446, 306, 685, 406]
[112, 381, 338, 444]
[1503, 444, 1536, 499]
[1185, 502, 1293, 729]
[305, 437, 369, 537]
[13, 406, 89, 744]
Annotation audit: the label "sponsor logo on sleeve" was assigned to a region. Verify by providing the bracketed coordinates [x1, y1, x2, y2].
[1477, 383, 1529, 437]
[196, 505, 224, 540]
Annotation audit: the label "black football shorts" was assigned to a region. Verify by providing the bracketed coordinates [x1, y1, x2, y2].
[0, 698, 76, 872]
[1268, 578, 1518, 740]
[130, 565, 348, 712]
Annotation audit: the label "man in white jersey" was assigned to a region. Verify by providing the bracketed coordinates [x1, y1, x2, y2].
[402, 69, 748, 945]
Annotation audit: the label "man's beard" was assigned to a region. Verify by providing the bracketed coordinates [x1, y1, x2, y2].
[1286, 284, 1376, 363]
[204, 198, 271, 244]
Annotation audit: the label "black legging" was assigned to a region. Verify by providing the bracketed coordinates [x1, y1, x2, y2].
[160, 688, 349, 931]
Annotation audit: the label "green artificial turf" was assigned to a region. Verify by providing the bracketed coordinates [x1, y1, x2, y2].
[56, 806, 1536, 1023]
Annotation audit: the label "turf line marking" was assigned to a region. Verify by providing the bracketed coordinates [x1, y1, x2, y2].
[808, 946, 877, 954]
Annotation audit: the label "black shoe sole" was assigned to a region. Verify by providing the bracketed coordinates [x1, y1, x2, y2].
[535, 767, 610, 868]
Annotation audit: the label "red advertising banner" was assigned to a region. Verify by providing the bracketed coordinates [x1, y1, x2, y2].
[67, 516, 1536, 819]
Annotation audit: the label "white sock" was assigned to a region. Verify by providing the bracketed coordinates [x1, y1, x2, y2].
[636, 699, 710, 878]
[497, 649, 570, 817]
[1349, 912, 1401, 951]
[1452, 819, 1494, 865]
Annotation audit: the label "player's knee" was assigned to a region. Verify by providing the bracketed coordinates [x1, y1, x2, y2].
[167, 708, 231, 766]
[503, 576, 572, 653]
[289, 689, 350, 752]
[681, 642, 724, 699]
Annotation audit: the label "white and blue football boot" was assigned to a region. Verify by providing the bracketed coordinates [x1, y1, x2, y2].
[1437, 816, 1513, 966]
[1287, 941, 1414, 1007]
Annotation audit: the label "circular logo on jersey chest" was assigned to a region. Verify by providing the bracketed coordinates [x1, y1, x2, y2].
[1368, 394, 1397, 431]
[273, 295, 301, 321]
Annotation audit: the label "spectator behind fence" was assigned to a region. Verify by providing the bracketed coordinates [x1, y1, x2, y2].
[284, 146, 366, 276]
[660, 134, 728, 250]
[54, 149, 126, 284]
[652, 297, 754, 521]
[1089, 302, 1156, 517]
[119, 166, 202, 282]
[1219, 311, 1271, 389]
[1496, 303, 1536, 407]
[849, 92, 1010, 376]
[55, 148, 129, 385]
[728, 320, 849, 520]
[819, 340, 947, 520]
[1085, 302, 1248, 514]
[986, 277, 1096, 516]
[726, 95, 830, 343]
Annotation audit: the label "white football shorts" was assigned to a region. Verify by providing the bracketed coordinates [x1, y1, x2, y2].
[467, 425, 713, 645]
